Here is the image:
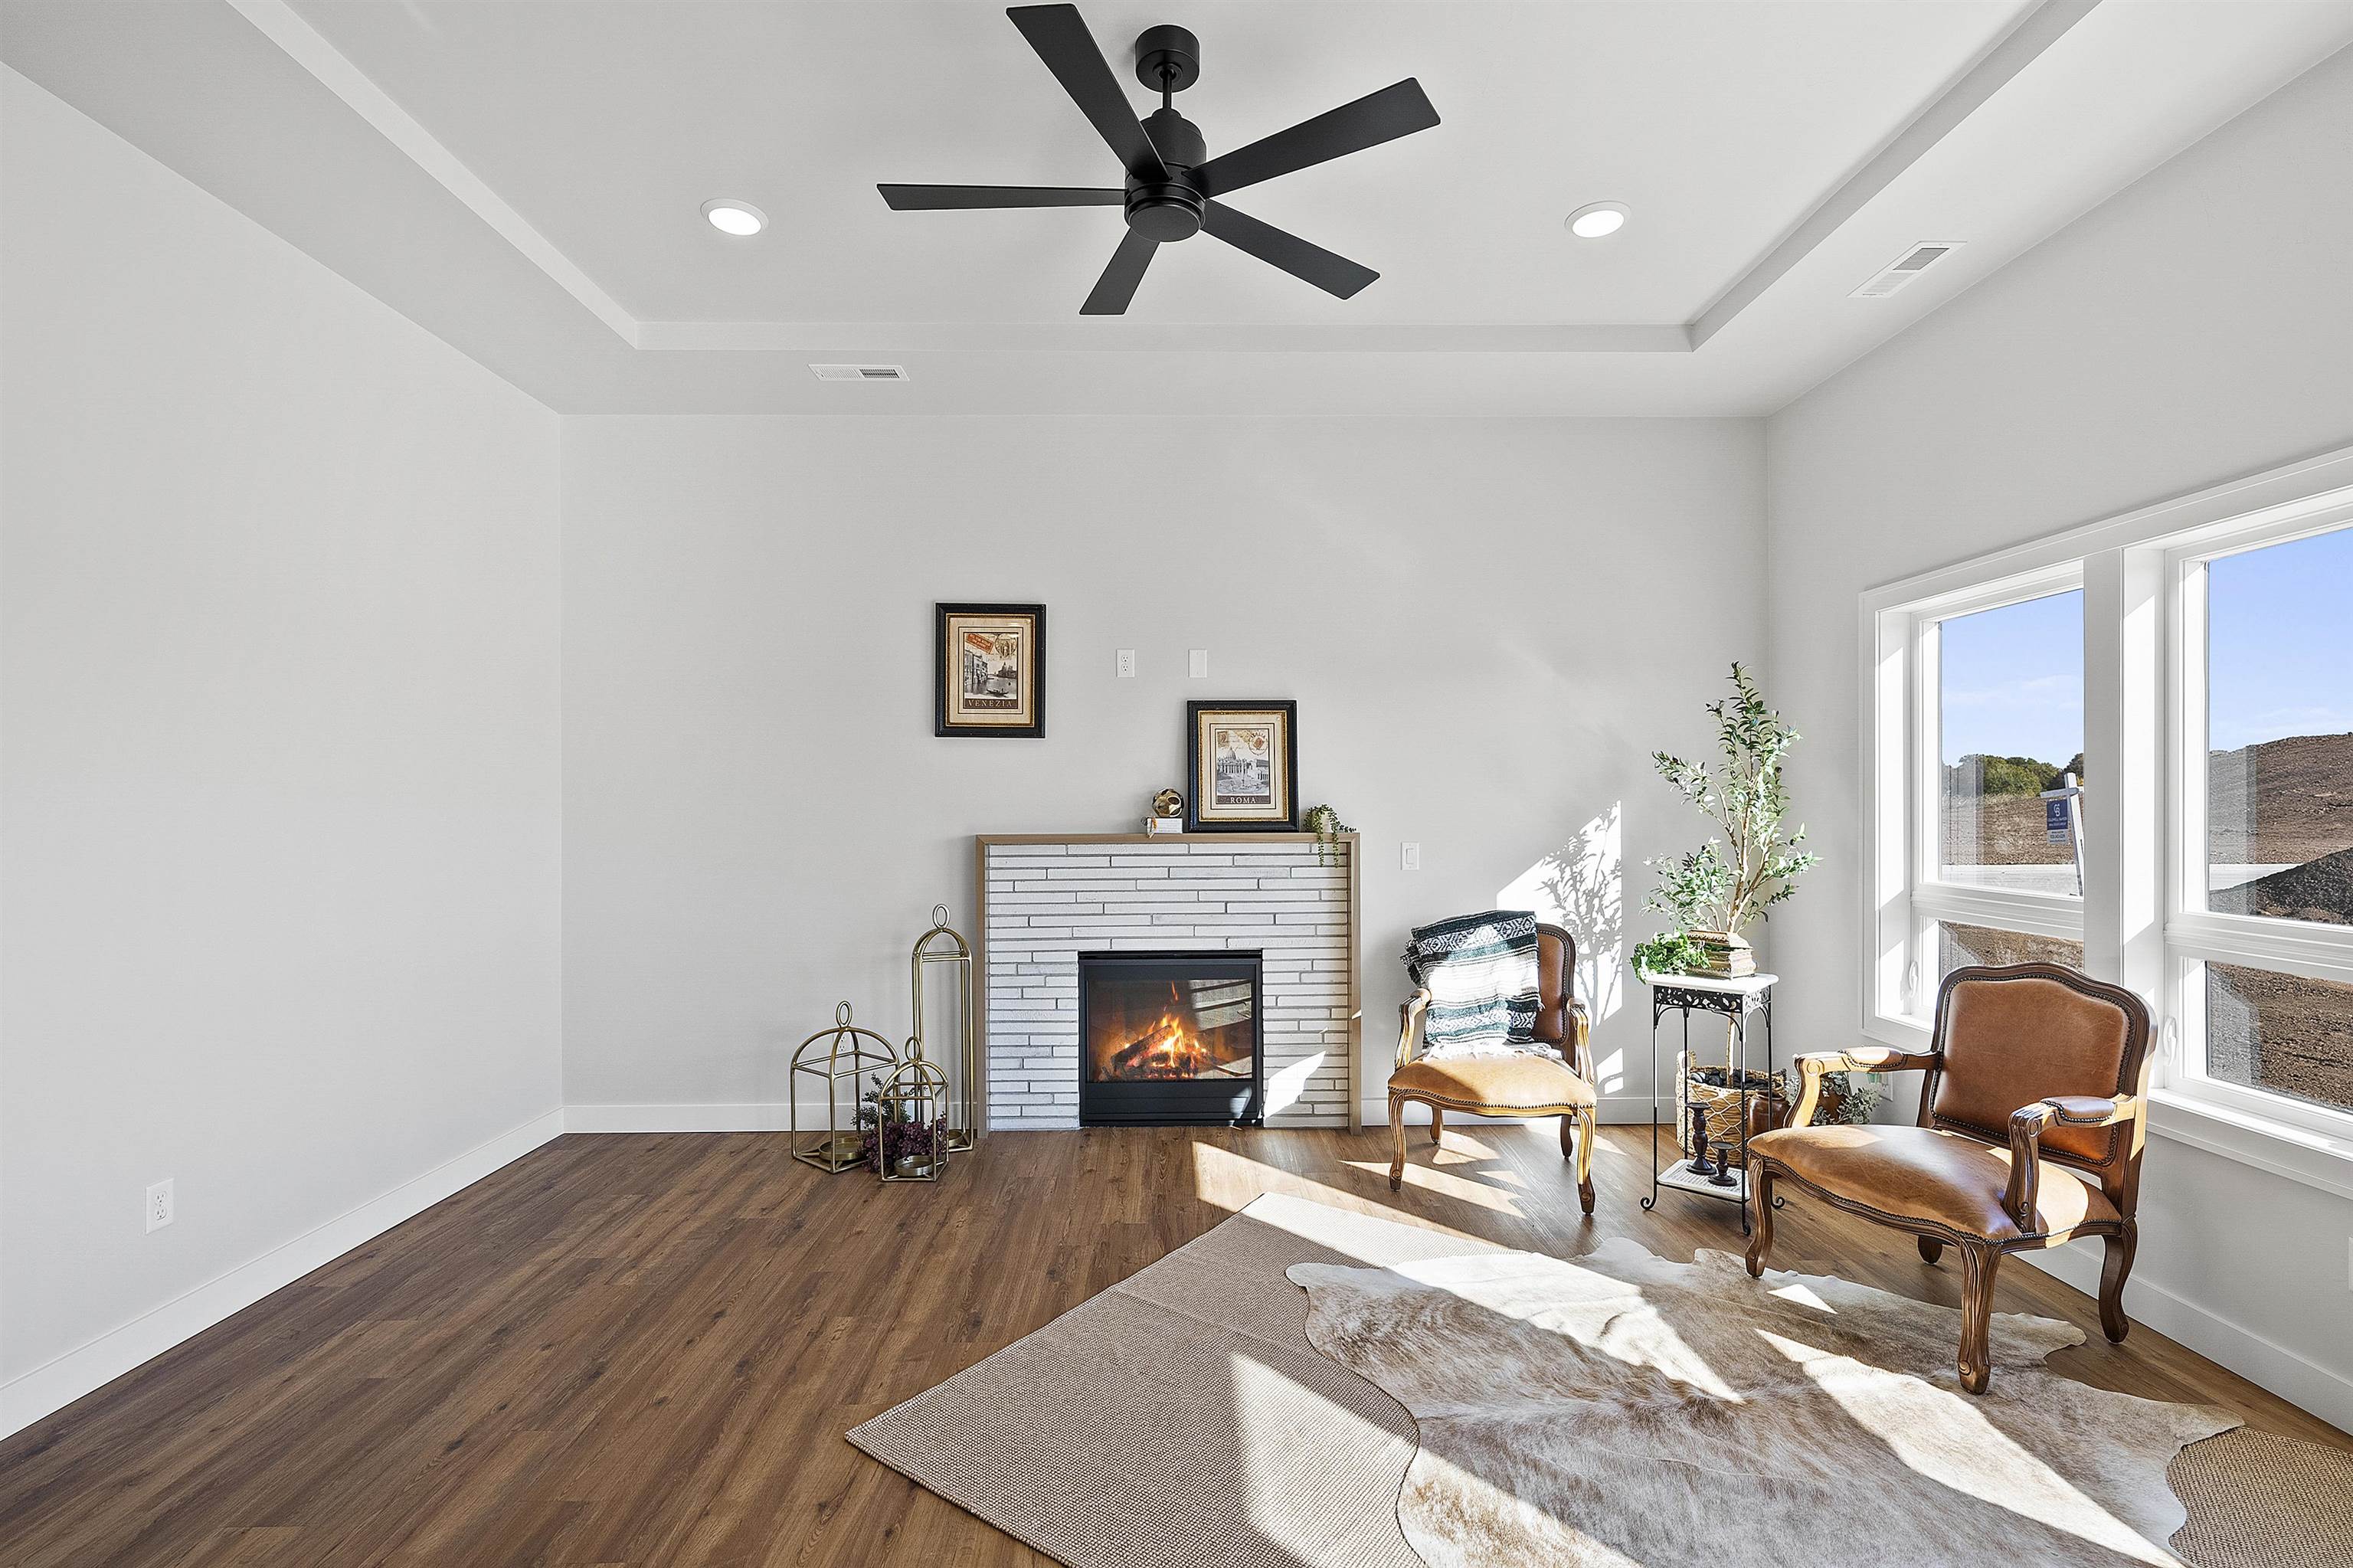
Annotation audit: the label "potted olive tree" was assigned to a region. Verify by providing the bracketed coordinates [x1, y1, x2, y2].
[1633, 663, 1818, 980]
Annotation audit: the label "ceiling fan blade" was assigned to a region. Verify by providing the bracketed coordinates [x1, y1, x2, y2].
[1007, 5, 1170, 183]
[879, 185, 1124, 210]
[1202, 202, 1377, 300]
[1192, 79, 1439, 198]
[1080, 229, 1160, 315]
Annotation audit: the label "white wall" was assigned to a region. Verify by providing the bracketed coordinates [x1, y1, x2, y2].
[561, 416, 1764, 1126]
[0, 71, 564, 1425]
[11, 17, 2347, 1446]
[1766, 47, 2353, 1419]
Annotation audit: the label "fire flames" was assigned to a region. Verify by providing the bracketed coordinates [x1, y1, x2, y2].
[1094, 981, 1219, 1080]
[1111, 1005, 1212, 1079]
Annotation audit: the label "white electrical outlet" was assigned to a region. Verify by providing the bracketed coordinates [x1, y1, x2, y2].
[1189, 649, 1208, 678]
[1117, 649, 1136, 678]
[1402, 842, 1421, 871]
[146, 1178, 174, 1232]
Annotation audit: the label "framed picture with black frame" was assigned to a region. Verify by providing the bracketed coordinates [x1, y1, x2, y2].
[1185, 700, 1298, 832]
[936, 603, 1045, 738]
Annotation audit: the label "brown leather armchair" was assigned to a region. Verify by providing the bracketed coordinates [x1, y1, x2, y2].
[1389, 922, 1597, 1212]
[1745, 963, 2152, 1394]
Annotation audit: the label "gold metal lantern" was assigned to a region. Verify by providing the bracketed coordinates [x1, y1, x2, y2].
[875, 1049, 951, 1183]
[910, 904, 980, 1151]
[789, 1001, 897, 1174]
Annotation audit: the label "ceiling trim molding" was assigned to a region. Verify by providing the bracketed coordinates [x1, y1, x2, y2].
[1690, 0, 2100, 349]
[232, 0, 2090, 357]
[632, 322, 1694, 354]
[227, 0, 642, 345]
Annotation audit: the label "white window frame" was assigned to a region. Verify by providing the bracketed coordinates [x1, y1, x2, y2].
[1858, 445, 2353, 1198]
[1864, 561, 2085, 1043]
[2162, 512, 2353, 1142]
[1908, 565, 2088, 1012]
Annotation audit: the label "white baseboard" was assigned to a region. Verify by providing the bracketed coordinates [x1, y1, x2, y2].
[0, 1105, 565, 1440]
[2017, 1242, 2353, 1435]
[563, 1102, 794, 1133]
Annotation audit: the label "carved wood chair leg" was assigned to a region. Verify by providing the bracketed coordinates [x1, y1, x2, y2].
[2099, 1222, 2137, 1344]
[1744, 1161, 1775, 1277]
[1956, 1242, 2001, 1395]
[1918, 1236, 1944, 1265]
[1428, 1104, 1444, 1145]
[1573, 1108, 1595, 1216]
[1387, 1094, 1408, 1191]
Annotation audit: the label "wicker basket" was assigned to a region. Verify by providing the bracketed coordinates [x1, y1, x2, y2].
[1674, 1059, 1788, 1159]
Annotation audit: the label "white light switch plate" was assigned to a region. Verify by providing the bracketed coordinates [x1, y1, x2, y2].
[1402, 842, 1421, 871]
[1189, 649, 1208, 678]
[1117, 649, 1135, 678]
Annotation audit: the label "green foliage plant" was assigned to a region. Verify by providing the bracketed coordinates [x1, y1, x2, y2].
[1947, 753, 2080, 798]
[1632, 932, 1707, 977]
[1304, 804, 1353, 867]
[1644, 663, 1821, 940]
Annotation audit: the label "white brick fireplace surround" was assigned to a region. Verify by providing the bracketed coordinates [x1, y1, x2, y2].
[976, 834, 1362, 1131]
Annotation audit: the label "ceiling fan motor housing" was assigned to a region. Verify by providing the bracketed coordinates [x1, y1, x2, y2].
[1127, 105, 1208, 239]
[1133, 25, 1200, 93]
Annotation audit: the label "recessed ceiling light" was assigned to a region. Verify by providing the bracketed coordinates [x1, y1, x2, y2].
[1566, 201, 1628, 239]
[702, 198, 767, 237]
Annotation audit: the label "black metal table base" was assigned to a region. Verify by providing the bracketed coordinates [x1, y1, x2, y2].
[1641, 977, 1775, 1236]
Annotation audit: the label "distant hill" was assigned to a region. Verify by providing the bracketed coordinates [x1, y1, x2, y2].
[2212, 845, 2353, 926]
[1939, 732, 2352, 886]
[2209, 732, 2353, 865]
[1942, 794, 2075, 867]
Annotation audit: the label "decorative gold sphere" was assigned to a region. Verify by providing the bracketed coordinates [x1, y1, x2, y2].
[1152, 787, 1185, 819]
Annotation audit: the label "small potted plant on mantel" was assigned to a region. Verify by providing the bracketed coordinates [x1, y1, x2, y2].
[1632, 663, 1819, 982]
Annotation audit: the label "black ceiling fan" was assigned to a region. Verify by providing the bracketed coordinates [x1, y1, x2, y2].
[879, 4, 1439, 315]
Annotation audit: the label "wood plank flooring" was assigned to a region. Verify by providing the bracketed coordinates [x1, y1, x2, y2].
[2, 1124, 2343, 1566]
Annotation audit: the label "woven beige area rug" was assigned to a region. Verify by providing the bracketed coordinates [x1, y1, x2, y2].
[847, 1193, 2337, 1568]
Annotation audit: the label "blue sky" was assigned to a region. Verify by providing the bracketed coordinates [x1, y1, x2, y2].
[2208, 528, 2353, 751]
[1938, 528, 2352, 764]
[1941, 590, 2083, 766]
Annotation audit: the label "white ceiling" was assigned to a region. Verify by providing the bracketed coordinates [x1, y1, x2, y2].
[5, 0, 2350, 414]
[286, 0, 2030, 327]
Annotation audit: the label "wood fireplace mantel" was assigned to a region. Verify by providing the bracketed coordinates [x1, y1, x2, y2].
[973, 833, 1362, 1134]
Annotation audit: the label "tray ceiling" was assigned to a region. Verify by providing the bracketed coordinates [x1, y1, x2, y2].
[4, 0, 2348, 414]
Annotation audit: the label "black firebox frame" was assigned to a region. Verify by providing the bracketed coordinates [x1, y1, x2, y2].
[1077, 950, 1265, 1126]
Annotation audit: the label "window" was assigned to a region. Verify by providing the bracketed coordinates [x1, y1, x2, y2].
[1936, 923, 2085, 985]
[2198, 529, 2353, 925]
[2200, 963, 2353, 1115]
[1873, 571, 2087, 1027]
[2169, 522, 2353, 1133]
[1862, 449, 2353, 1168]
[1936, 591, 2085, 894]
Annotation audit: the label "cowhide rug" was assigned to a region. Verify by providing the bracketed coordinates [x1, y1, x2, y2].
[1288, 1239, 2237, 1568]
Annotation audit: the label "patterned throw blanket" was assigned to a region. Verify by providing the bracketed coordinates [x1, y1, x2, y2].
[1402, 910, 1541, 1057]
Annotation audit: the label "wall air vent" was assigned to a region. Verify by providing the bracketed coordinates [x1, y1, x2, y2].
[1851, 242, 1965, 299]
[809, 363, 908, 381]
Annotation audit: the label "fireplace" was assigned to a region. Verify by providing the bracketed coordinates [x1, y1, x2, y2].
[1078, 951, 1264, 1126]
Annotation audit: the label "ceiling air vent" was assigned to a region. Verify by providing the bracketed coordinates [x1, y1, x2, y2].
[1851, 242, 1964, 299]
[809, 363, 908, 381]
